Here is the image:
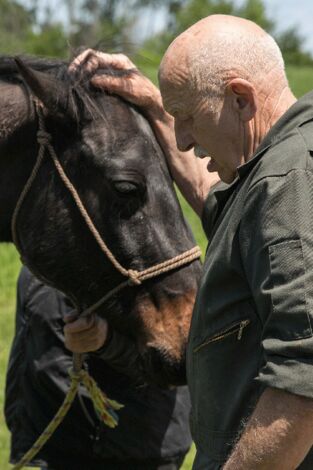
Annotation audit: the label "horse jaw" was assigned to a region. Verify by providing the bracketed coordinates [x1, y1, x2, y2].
[133, 289, 197, 386]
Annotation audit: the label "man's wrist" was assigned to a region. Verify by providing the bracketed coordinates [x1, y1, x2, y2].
[147, 102, 171, 123]
[142, 89, 170, 123]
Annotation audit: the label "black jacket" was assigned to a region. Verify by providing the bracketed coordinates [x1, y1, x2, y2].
[5, 267, 191, 469]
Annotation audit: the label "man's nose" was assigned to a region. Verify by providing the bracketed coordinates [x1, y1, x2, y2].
[174, 118, 194, 152]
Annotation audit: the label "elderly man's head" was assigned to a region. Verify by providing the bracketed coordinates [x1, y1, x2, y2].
[159, 15, 295, 183]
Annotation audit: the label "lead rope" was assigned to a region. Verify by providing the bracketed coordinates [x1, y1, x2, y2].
[11, 101, 201, 469]
[11, 367, 124, 470]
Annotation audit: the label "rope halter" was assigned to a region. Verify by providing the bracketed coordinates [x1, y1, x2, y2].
[11, 101, 202, 318]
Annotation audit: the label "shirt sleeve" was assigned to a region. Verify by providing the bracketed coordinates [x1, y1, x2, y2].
[240, 169, 313, 399]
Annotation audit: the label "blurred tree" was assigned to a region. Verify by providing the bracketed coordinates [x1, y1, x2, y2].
[237, 0, 274, 33]
[276, 27, 313, 66]
[67, 0, 176, 53]
[26, 23, 69, 58]
[141, 0, 313, 67]
[0, 0, 34, 53]
[175, 0, 235, 35]
[70, 0, 132, 51]
[0, 0, 311, 66]
[141, 0, 236, 61]
[0, 0, 68, 57]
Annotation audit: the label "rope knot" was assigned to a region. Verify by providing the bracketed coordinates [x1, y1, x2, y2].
[37, 130, 52, 146]
[68, 367, 84, 382]
[127, 269, 141, 286]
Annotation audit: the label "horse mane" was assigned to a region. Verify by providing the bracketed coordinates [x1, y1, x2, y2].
[0, 52, 133, 122]
[0, 55, 67, 81]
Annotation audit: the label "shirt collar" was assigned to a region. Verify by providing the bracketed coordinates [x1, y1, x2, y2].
[237, 90, 313, 179]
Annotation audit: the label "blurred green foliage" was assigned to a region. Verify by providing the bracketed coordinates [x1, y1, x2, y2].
[0, 0, 312, 66]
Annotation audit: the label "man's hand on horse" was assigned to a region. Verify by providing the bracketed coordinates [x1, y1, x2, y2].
[69, 49, 163, 114]
[64, 314, 108, 353]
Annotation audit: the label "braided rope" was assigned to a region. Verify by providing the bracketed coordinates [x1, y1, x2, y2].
[11, 137, 46, 249]
[81, 246, 201, 317]
[11, 368, 123, 470]
[37, 109, 130, 278]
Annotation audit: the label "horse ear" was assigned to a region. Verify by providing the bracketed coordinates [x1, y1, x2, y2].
[14, 57, 77, 121]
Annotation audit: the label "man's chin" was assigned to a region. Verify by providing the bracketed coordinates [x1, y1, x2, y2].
[207, 159, 236, 184]
[219, 173, 236, 184]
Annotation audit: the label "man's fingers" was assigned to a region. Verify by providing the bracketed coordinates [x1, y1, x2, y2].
[91, 75, 140, 106]
[68, 48, 96, 73]
[65, 327, 99, 345]
[91, 74, 129, 92]
[94, 52, 135, 70]
[69, 49, 136, 74]
[64, 314, 95, 333]
[64, 316, 109, 353]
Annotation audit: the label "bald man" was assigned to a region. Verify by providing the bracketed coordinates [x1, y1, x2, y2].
[68, 15, 313, 469]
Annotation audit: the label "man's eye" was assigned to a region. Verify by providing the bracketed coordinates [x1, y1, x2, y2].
[113, 181, 139, 195]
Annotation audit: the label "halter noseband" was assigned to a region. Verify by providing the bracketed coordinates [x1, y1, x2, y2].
[11, 101, 201, 317]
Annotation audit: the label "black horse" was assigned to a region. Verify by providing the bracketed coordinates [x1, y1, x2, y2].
[0, 54, 201, 386]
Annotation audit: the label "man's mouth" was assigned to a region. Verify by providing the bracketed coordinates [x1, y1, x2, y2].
[194, 145, 208, 158]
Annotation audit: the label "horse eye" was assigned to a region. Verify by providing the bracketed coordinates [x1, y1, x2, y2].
[113, 181, 139, 195]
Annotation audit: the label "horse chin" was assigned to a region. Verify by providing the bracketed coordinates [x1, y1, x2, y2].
[141, 343, 187, 388]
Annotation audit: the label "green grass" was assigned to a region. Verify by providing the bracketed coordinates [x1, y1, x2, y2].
[0, 244, 21, 470]
[1, 63, 313, 470]
[286, 65, 313, 98]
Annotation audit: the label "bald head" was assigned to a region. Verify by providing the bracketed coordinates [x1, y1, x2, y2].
[159, 14, 287, 103]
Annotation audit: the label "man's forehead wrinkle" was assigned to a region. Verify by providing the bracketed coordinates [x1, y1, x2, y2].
[160, 59, 188, 84]
[161, 78, 192, 114]
[163, 97, 187, 117]
[164, 66, 189, 89]
[160, 32, 190, 77]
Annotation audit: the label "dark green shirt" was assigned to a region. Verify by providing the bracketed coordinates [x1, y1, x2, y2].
[187, 91, 313, 469]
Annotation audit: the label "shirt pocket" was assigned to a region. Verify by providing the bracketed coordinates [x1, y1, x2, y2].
[189, 301, 262, 459]
[268, 239, 312, 341]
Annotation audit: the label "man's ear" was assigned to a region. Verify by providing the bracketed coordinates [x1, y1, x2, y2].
[227, 78, 257, 122]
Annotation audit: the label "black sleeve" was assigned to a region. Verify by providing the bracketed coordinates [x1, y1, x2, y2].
[240, 169, 313, 399]
[14, 265, 36, 330]
[91, 327, 146, 384]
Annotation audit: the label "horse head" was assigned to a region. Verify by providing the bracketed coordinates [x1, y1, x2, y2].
[0, 56, 202, 386]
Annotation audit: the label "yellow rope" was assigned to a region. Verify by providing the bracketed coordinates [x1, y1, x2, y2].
[11, 367, 123, 470]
